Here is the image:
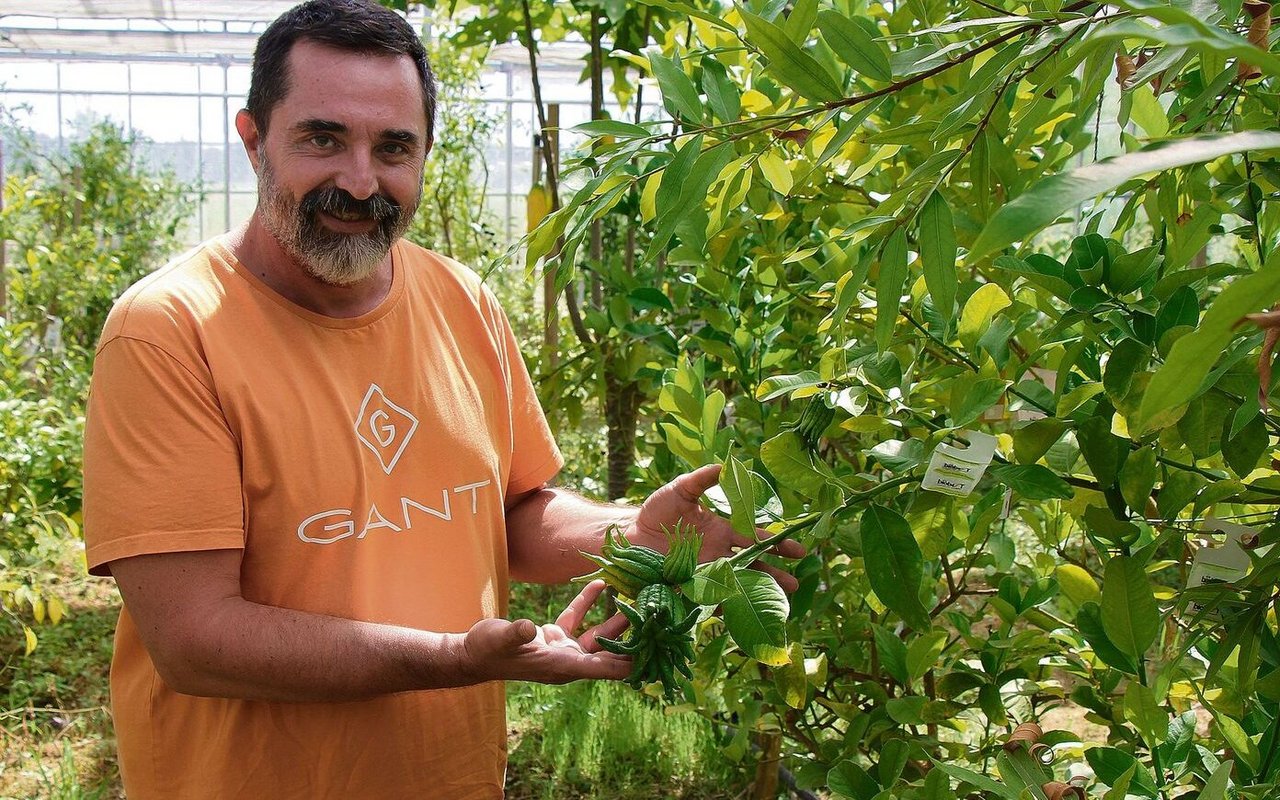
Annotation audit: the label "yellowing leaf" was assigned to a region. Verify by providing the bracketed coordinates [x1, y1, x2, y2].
[740, 89, 774, 113]
[959, 283, 1012, 349]
[24, 625, 37, 656]
[1056, 564, 1102, 605]
[758, 151, 794, 195]
[640, 173, 659, 223]
[48, 595, 66, 625]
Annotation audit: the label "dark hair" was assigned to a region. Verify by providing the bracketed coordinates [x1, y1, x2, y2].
[247, 0, 437, 142]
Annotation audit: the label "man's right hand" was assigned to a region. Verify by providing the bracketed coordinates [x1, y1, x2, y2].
[461, 580, 632, 684]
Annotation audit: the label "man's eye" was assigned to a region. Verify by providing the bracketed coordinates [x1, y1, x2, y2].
[310, 134, 336, 148]
[382, 143, 408, 156]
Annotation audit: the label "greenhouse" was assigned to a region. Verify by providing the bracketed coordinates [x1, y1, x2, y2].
[3, 0, 1280, 798]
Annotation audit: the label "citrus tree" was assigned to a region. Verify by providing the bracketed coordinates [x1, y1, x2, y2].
[495, 0, 1280, 797]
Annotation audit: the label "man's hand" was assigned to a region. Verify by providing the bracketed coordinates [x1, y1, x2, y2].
[630, 464, 806, 591]
[462, 580, 632, 684]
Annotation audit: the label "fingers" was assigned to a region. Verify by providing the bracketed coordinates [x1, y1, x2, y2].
[751, 560, 800, 593]
[578, 611, 630, 653]
[673, 463, 723, 502]
[555, 579, 608, 632]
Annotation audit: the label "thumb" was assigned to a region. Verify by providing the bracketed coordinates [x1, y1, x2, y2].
[500, 618, 538, 650]
[673, 463, 722, 500]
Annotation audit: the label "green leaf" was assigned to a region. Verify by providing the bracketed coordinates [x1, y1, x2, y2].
[906, 630, 948, 682]
[685, 557, 739, 605]
[816, 9, 892, 81]
[572, 119, 653, 139]
[756, 371, 823, 401]
[919, 191, 958, 325]
[1124, 682, 1167, 748]
[1095, 15, 1280, 77]
[876, 228, 908, 352]
[722, 455, 759, 537]
[1224, 413, 1268, 478]
[1101, 556, 1160, 659]
[648, 51, 705, 123]
[860, 505, 932, 631]
[1077, 416, 1127, 487]
[972, 131, 1280, 260]
[783, 0, 819, 42]
[1077, 602, 1140, 673]
[873, 624, 909, 684]
[648, 139, 736, 261]
[1120, 447, 1159, 513]
[929, 760, 1019, 799]
[1215, 715, 1260, 772]
[761, 430, 828, 496]
[828, 760, 880, 800]
[1134, 257, 1280, 432]
[700, 56, 741, 122]
[1014, 419, 1068, 464]
[989, 464, 1074, 500]
[1086, 748, 1158, 798]
[952, 378, 1009, 427]
[1199, 760, 1234, 800]
[741, 11, 845, 102]
[721, 568, 790, 665]
[1104, 338, 1152, 403]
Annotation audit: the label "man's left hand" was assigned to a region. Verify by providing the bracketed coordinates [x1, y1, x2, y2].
[629, 464, 806, 592]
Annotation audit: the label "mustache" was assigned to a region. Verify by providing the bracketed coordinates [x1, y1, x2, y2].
[299, 186, 400, 224]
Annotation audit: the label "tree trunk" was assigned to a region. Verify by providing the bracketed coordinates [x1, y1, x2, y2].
[751, 731, 783, 800]
[604, 368, 641, 500]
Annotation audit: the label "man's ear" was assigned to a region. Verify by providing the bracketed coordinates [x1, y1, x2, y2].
[235, 109, 263, 171]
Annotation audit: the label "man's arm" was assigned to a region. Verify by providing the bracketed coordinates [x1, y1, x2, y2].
[109, 549, 630, 702]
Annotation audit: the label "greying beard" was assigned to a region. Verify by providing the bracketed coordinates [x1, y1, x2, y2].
[257, 156, 418, 286]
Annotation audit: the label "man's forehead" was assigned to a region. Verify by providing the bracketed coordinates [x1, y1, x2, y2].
[271, 42, 428, 135]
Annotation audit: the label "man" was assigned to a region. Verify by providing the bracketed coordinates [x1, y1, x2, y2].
[82, 1, 800, 798]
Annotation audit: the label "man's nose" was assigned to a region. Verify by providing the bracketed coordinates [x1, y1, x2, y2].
[333, 150, 378, 200]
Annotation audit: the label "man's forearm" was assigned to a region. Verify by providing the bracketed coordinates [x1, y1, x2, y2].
[168, 596, 473, 702]
[111, 550, 477, 703]
[505, 487, 638, 584]
[111, 549, 629, 703]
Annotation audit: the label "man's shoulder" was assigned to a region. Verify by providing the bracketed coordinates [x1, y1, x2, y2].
[98, 239, 233, 351]
[395, 240, 491, 305]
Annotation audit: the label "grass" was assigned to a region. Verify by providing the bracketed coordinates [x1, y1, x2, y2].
[0, 547, 121, 800]
[0, 541, 754, 799]
[506, 681, 751, 800]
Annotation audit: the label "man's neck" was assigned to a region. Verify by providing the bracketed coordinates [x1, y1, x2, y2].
[227, 216, 395, 319]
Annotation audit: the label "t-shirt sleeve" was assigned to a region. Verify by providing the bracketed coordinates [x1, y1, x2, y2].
[83, 336, 245, 576]
[482, 291, 562, 496]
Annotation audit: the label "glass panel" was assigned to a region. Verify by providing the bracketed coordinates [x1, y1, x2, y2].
[3, 93, 60, 138]
[129, 62, 199, 95]
[201, 96, 227, 143]
[59, 61, 129, 93]
[0, 60, 58, 90]
[61, 93, 129, 137]
[130, 95, 198, 144]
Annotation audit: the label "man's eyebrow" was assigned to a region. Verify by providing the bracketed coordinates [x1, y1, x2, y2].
[295, 119, 346, 134]
[383, 129, 420, 145]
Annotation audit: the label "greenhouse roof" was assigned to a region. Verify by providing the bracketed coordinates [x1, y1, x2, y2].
[1, 2, 582, 67]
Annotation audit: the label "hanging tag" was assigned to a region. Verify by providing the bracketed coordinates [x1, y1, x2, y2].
[1185, 518, 1255, 618]
[1000, 487, 1014, 519]
[922, 431, 998, 497]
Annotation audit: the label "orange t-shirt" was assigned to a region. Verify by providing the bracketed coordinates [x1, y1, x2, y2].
[82, 237, 562, 799]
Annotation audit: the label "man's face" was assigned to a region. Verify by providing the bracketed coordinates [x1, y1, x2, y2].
[247, 40, 430, 286]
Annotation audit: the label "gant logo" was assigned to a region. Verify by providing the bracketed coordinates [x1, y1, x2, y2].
[354, 383, 418, 475]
